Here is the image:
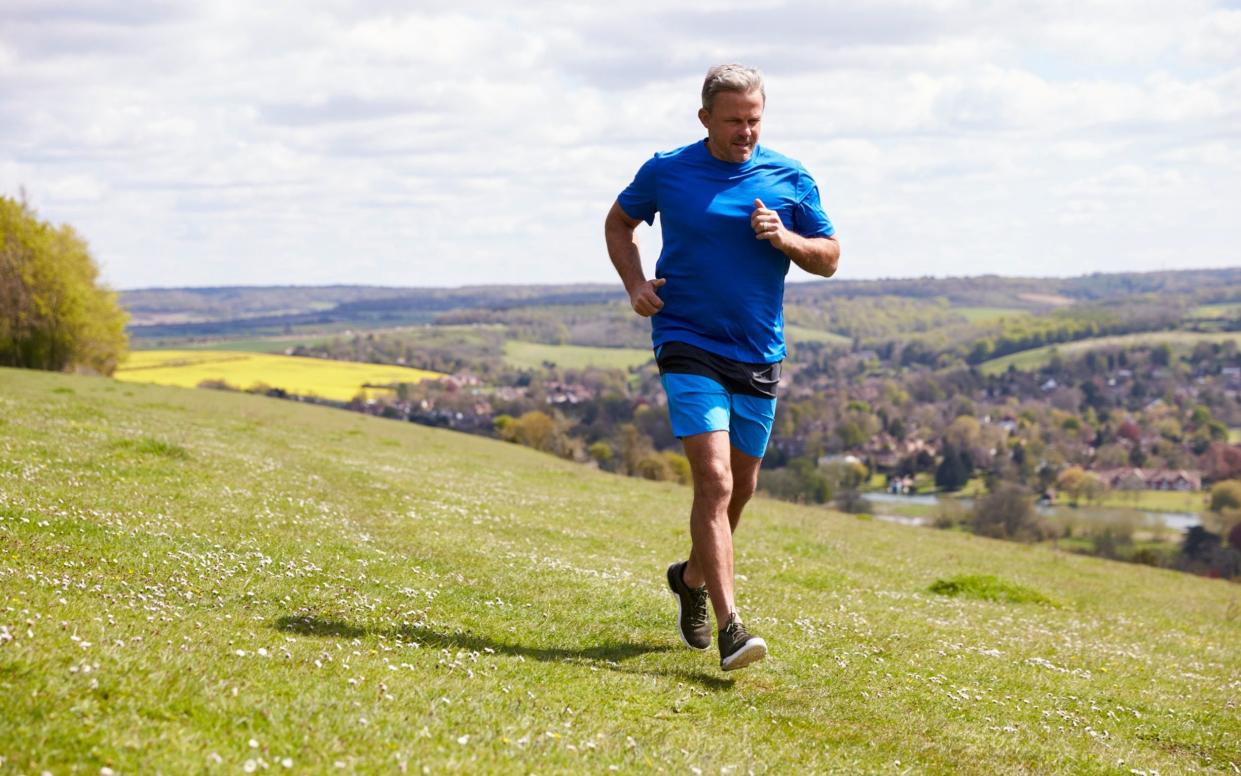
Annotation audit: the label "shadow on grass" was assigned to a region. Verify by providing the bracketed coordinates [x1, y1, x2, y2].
[274, 614, 733, 691]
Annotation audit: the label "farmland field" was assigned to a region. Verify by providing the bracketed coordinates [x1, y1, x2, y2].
[132, 337, 303, 353]
[2, 366, 1239, 773]
[114, 350, 443, 401]
[503, 340, 652, 370]
[980, 331, 1241, 375]
[1188, 303, 1241, 320]
[784, 324, 852, 347]
[955, 306, 1029, 323]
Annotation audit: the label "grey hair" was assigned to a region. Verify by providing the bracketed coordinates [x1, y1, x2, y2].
[701, 64, 765, 111]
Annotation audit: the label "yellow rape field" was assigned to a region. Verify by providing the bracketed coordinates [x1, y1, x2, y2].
[114, 350, 443, 402]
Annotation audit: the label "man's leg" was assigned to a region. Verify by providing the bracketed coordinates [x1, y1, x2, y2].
[727, 445, 762, 532]
[683, 441, 764, 613]
[679, 431, 736, 626]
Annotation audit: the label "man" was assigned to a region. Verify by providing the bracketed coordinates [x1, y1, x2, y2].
[604, 64, 840, 671]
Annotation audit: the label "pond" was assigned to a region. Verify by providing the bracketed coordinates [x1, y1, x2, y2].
[864, 491, 1202, 531]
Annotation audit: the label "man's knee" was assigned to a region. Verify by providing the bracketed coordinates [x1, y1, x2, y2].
[693, 462, 733, 504]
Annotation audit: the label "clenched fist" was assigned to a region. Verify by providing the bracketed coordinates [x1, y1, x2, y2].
[751, 198, 789, 250]
[629, 277, 666, 317]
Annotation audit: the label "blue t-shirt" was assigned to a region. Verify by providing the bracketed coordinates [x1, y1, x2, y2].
[617, 139, 834, 364]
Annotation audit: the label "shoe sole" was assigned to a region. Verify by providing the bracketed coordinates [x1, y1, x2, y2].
[667, 564, 710, 652]
[721, 637, 767, 671]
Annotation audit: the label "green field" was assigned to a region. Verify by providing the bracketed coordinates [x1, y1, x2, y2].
[132, 337, 303, 353]
[2, 369, 1240, 772]
[503, 340, 652, 370]
[1188, 303, 1241, 320]
[1096, 488, 1208, 514]
[956, 307, 1029, 323]
[115, 350, 444, 401]
[980, 331, 1241, 375]
[783, 325, 852, 347]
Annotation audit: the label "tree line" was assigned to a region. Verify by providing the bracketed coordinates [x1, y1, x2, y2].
[0, 195, 127, 374]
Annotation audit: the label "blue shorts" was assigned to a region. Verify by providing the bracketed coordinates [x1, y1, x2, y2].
[660, 373, 777, 459]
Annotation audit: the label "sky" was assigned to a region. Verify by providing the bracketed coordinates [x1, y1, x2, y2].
[1, 1, 1239, 290]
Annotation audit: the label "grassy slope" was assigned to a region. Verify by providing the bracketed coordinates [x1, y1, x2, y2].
[784, 325, 853, 347]
[955, 307, 1030, 323]
[502, 341, 652, 370]
[980, 331, 1241, 376]
[1, 367, 1238, 774]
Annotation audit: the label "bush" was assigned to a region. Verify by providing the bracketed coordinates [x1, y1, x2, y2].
[834, 490, 873, 514]
[1209, 480, 1241, 513]
[931, 498, 969, 529]
[970, 484, 1048, 542]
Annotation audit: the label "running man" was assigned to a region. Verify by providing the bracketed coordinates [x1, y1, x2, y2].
[604, 64, 840, 671]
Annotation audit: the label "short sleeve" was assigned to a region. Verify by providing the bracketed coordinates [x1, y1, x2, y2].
[792, 176, 835, 238]
[617, 155, 659, 226]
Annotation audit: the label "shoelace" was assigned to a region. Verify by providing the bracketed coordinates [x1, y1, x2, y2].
[688, 587, 710, 627]
[723, 616, 750, 643]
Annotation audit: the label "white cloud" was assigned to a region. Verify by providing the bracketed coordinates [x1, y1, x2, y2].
[0, 1, 1238, 289]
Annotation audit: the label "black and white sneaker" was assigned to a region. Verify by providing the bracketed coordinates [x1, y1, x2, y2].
[666, 561, 711, 651]
[718, 613, 767, 671]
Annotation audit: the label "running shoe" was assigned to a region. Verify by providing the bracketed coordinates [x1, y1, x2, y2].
[718, 612, 767, 671]
[666, 561, 711, 651]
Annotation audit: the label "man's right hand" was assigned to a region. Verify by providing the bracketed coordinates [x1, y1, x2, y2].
[629, 277, 666, 317]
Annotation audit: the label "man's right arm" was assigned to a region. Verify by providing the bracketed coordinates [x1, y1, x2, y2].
[605, 200, 665, 317]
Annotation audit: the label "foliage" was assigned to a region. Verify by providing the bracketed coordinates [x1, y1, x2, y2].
[0, 195, 128, 374]
[498, 410, 579, 460]
[1056, 466, 1108, 507]
[935, 442, 973, 492]
[928, 574, 1053, 605]
[1209, 480, 1241, 513]
[970, 484, 1048, 542]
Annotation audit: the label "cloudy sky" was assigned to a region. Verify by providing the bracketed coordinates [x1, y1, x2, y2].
[2, 1, 1239, 290]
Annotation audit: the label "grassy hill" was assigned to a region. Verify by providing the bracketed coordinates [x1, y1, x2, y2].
[979, 331, 1241, 375]
[502, 341, 653, 371]
[1, 367, 1239, 773]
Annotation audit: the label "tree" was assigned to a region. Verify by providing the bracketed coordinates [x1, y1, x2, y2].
[971, 483, 1047, 542]
[500, 410, 577, 459]
[1, 195, 128, 374]
[1209, 480, 1241, 513]
[935, 442, 972, 492]
[1057, 466, 1108, 507]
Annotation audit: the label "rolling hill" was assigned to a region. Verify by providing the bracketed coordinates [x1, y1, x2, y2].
[1, 367, 1238, 773]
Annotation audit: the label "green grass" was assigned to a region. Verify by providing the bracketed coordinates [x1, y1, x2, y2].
[956, 307, 1029, 323]
[1230, 428, 1241, 445]
[2, 366, 1240, 773]
[1188, 303, 1241, 320]
[928, 575, 1054, 606]
[503, 340, 652, 370]
[783, 325, 852, 347]
[1095, 489, 1208, 514]
[143, 337, 301, 353]
[980, 331, 1241, 375]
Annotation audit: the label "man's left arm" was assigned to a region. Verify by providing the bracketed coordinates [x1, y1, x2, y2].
[751, 198, 839, 278]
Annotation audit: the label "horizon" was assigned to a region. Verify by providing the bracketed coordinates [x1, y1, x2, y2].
[117, 265, 1241, 294]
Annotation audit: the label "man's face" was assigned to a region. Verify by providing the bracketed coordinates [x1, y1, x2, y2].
[699, 89, 764, 164]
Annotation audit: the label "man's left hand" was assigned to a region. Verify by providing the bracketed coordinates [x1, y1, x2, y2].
[751, 198, 788, 250]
